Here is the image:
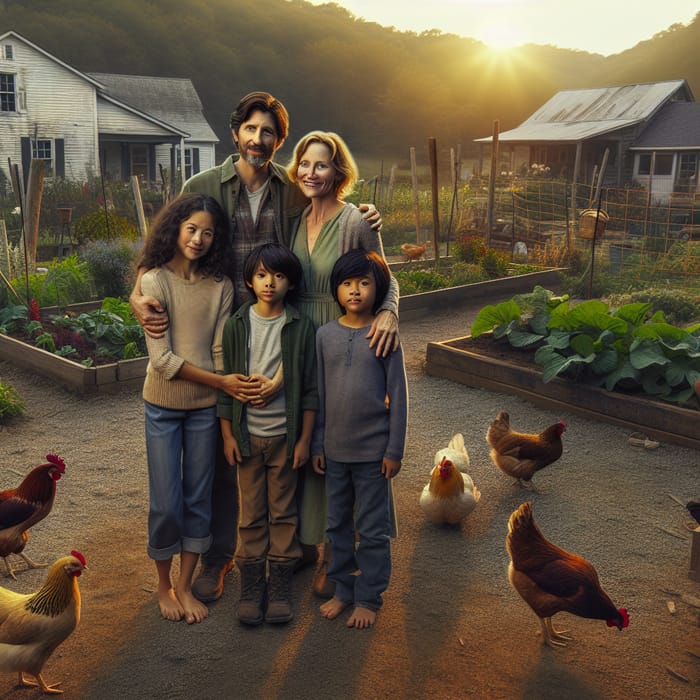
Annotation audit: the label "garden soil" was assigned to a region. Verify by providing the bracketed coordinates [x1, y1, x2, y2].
[0, 300, 698, 700]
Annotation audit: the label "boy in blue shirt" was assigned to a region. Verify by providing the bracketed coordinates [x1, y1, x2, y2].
[311, 248, 408, 629]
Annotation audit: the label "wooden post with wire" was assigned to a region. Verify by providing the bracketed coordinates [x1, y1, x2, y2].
[410, 147, 421, 244]
[486, 120, 499, 247]
[428, 137, 440, 262]
[130, 175, 149, 239]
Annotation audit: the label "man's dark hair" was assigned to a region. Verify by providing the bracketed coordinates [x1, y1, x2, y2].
[230, 91, 289, 145]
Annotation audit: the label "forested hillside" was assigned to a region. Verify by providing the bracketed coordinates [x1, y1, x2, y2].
[2, 0, 698, 164]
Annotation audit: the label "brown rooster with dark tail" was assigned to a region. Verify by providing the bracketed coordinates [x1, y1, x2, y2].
[0, 454, 66, 579]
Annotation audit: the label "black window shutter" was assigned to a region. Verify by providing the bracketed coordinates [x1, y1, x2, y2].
[55, 138, 65, 177]
[193, 148, 200, 174]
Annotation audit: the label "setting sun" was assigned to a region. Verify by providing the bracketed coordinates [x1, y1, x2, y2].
[477, 23, 525, 50]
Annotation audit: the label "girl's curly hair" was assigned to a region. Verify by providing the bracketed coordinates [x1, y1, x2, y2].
[139, 193, 231, 280]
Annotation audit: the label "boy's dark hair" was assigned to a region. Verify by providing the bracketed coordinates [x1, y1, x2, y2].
[330, 248, 391, 314]
[230, 91, 289, 146]
[243, 243, 303, 300]
[139, 193, 231, 280]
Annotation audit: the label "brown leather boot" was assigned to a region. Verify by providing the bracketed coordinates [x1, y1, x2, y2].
[192, 560, 234, 603]
[265, 561, 295, 624]
[237, 561, 266, 626]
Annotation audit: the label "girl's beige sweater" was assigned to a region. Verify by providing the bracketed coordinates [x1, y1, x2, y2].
[141, 267, 233, 410]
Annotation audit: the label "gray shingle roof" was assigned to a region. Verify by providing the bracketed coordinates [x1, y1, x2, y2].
[88, 73, 218, 143]
[630, 102, 700, 150]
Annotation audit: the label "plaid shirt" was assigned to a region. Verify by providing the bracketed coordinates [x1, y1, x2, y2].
[230, 184, 277, 309]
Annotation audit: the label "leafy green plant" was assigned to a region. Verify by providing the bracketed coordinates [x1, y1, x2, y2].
[11, 254, 92, 307]
[0, 297, 145, 364]
[0, 381, 25, 419]
[470, 287, 700, 405]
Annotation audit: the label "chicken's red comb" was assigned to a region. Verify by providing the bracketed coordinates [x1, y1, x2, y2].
[46, 454, 66, 471]
[606, 608, 629, 628]
[70, 550, 86, 566]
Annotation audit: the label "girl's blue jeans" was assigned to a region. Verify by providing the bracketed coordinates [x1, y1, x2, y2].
[325, 458, 391, 611]
[144, 401, 216, 560]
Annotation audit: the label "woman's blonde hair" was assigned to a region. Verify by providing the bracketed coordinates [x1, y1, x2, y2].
[287, 131, 359, 199]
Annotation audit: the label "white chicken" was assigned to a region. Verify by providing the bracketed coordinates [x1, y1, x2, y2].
[420, 434, 481, 524]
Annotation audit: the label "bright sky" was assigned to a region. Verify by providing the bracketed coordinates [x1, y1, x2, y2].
[306, 0, 699, 55]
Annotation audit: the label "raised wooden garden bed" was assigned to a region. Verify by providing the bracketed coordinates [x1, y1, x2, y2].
[426, 335, 700, 451]
[0, 333, 147, 394]
[397, 268, 565, 321]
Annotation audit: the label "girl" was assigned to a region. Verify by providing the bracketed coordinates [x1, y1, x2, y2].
[140, 193, 238, 624]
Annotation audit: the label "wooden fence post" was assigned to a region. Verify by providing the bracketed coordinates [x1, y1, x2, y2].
[410, 147, 421, 244]
[21, 159, 45, 272]
[131, 176, 149, 239]
[428, 137, 440, 262]
[486, 120, 499, 248]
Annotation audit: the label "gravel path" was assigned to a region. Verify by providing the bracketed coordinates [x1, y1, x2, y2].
[0, 300, 698, 699]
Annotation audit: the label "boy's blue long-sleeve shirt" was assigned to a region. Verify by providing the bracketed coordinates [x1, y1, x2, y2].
[312, 320, 408, 463]
[217, 301, 319, 464]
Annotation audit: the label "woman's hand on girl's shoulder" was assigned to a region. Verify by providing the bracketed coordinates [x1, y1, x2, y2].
[358, 202, 382, 231]
[367, 309, 399, 358]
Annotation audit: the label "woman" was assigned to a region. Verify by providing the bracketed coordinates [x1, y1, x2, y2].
[286, 131, 400, 597]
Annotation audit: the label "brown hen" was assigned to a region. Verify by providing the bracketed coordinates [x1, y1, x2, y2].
[506, 502, 628, 647]
[486, 411, 565, 489]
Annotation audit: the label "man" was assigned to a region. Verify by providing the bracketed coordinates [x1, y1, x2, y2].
[132, 92, 396, 603]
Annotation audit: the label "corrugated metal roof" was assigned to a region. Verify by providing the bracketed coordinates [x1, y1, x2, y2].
[88, 73, 219, 143]
[630, 102, 700, 150]
[476, 80, 690, 143]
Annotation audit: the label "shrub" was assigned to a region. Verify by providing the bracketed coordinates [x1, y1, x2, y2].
[454, 235, 487, 264]
[480, 248, 510, 278]
[0, 381, 25, 419]
[394, 268, 451, 295]
[73, 209, 139, 245]
[605, 288, 700, 324]
[81, 238, 140, 299]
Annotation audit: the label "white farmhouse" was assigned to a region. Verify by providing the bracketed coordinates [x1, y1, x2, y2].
[0, 30, 217, 189]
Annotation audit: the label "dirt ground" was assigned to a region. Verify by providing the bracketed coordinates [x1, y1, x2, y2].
[0, 300, 698, 700]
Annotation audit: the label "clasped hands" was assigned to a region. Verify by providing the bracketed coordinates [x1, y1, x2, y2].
[220, 372, 279, 408]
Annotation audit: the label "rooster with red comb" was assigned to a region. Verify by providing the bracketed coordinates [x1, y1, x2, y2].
[0, 454, 66, 579]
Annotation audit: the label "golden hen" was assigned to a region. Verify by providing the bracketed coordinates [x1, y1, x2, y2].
[506, 502, 628, 647]
[420, 434, 480, 524]
[0, 455, 66, 579]
[486, 411, 565, 489]
[400, 240, 430, 261]
[0, 550, 86, 694]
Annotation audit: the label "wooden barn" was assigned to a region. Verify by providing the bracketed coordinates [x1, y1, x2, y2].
[0, 30, 218, 189]
[475, 80, 699, 203]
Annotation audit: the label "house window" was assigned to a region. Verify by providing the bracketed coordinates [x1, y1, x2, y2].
[637, 154, 673, 176]
[677, 153, 698, 191]
[2, 45, 14, 60]
[130, 145, 149, 181]
[177, 147, 193, 180]
[32, 139, 54, 176]
[0, 73, 17, 112]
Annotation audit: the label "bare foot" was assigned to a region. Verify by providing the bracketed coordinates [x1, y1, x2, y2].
[176, 587, 209, 624]
[347, 606, 376, 629]
[158, 586, 184, 621]
[320, 597, 351, 620]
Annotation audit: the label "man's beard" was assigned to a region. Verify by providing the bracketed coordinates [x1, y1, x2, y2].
[238, 141, 271, 168]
